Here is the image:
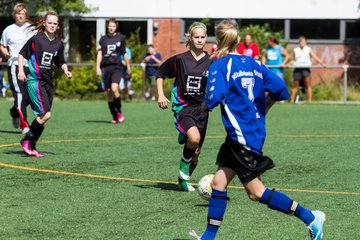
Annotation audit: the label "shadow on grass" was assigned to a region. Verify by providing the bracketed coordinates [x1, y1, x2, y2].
[0, 130, 21, 134]
[134, 183, 183, 192]
[86, 120, 112, 124]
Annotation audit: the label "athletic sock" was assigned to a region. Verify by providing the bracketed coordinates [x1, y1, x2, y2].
[183, 144, 196, 160]
[178, 145, 196, 182]
[114, 97, 122, 113]
[28, 119, 44, 149]
[202, 189, 228, 239]
[260, 188, 315, 225]
[108, 101, 116, 120]
[189, 161, 198, 176]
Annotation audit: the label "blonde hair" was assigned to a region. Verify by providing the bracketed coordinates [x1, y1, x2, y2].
[212, 20, 240, 59]
[12, 3, 28, 18]
[185, 22, 207, 48]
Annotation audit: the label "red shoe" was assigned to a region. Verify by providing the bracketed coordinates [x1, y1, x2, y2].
[111, 119, 119, 124]
[117, 112, 124, 123]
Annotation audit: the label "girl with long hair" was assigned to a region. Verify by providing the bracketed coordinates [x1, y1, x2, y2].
[18, 11, 72, 157]
[156, 22, 214, 191]
[191, 20, 325, 240]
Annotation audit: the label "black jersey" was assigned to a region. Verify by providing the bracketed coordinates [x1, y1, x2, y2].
[20, 32, 65, 86]
[156, 51, 213, 113]
[98, 33, 126, 67]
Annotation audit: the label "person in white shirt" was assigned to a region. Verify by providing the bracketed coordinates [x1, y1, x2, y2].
[289, 36, 326, 103]
[0, 3, 35, 133]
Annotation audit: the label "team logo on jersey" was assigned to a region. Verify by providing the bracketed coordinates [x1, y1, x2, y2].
[210, 70, 217, 76]
[209, 78, 216, 83]
[116, 41, 121, 47]
[41, 52, 53, 66]
[107, 44, 116, 55]
[202, 70, 209, 77]
[241, 77, 255, 102]
[241, 57, 246, 63]
[186, 75, 202, 94]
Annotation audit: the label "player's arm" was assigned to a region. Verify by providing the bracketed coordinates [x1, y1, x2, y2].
[0, 45, 10, 59]
[204, 64, 226, 111]
[265, 94, 276, 115]
[124, 54, 131, 75]
[61, 64, 72, 79]
[262, 64, 290, 102]
[155, 56, 175, 109]
[280, 47, 289, 66]
[17, 54, 26, 81]
[96, 50, 102, 76]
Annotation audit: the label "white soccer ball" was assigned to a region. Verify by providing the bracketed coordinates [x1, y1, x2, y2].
[197, 174, 214, 200]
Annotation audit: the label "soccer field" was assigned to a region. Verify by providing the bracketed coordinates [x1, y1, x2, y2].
[1, 99, 360, 240]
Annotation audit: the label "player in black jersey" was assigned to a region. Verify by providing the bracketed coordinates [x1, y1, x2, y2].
[96, 18, 131, 124]
[18, 11, 72, 157]
[156, 22, 214, 191]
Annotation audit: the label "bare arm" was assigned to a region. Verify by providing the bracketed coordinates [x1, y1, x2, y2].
[281, 48, 289, 66]
[265, 95, 276, 115]
[0, 45, 10, 59]
[310, 50, 326, 67]
[261, 53, 267, 65]
[156, 77, 170, 109]
[96, 50, 102, 76]
[17, 54, 26, 81]
[124, 54, 131, 75]
[61, 64, 72, 79]
[151, 55, 163, 65]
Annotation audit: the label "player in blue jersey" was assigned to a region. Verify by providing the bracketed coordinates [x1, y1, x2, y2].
[156, 22, 213, 191]
[190, 20, 325, 240]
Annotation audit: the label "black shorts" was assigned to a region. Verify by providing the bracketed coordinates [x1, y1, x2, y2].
[293, 68, 310, 81]
[175, 105, 209, 147]
[216, 136, 275, 184]
[101, 65, 123, 90]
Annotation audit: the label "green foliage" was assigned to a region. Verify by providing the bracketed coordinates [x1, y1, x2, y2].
[238, 23, 286, 58]
[126, 27, 146, 64]
[0, 0, 93, 16]
[54, 66, 101, 99]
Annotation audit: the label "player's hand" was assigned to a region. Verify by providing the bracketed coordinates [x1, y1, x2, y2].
[158, 95, 170, 109]
[126, 68, 132, 75]
[65, 71, 72, 79]
[18, 71, 26, 82]
[96, 68, 102, 76]
[201, 101, 209, 112]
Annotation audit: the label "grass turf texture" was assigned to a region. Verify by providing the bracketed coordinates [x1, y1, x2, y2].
[1, 99, 360, 239]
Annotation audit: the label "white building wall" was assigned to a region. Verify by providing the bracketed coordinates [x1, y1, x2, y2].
[84, 0, 360, 19]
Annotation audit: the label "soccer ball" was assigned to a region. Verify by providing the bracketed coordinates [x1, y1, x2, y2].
[197, 174, 214, 200]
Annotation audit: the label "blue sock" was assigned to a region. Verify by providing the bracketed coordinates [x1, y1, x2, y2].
[201, 189, 228, 240]
[260, 188, 315, 225]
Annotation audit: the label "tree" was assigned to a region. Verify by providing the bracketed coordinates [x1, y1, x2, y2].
[0, 0, 92, 16]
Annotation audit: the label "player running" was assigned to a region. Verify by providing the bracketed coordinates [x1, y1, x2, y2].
[18, 11, 72, 157]
[190, 20, 325, 240]
[0, 3, 36, 134]
[156, 22, 213, 191]
[96, 18, 130, 124]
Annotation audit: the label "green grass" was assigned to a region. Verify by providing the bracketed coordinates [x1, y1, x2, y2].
[1, 99, 360, 240]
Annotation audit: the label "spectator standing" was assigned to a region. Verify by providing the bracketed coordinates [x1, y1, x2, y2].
[289, 36, 326, 103]
[237, 33, 260, 58]
[142, 45, 162, 100]
[262, 36, 289, 80]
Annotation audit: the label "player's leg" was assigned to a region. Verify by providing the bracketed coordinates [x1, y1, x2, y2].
[8, 65, 20, 128]
[290, 69, 301, 103]
[111, 67, 124, 122]
[244, 177, 325, 239]
[198, 166, 236, 240]
[179, 126, 200, 191]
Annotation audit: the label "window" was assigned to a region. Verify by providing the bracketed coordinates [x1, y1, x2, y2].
[290, 20, 340, 39]
[346, 21, 360, 39]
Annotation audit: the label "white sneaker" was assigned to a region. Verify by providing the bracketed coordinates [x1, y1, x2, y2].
[189, 230, 201, 240]
[22, 127, 30, 134]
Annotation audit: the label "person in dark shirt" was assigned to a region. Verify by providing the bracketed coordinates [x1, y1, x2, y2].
[156, 22, 213, 191]
[18, 11, 72, 157]
[96, 18, 130, 123]
[142, 45, 162, 100]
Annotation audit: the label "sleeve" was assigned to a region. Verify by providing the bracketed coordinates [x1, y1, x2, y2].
[155, 56, 175, 79]
[261, 64, 290, 101]
[19, 37, 33, 60]
[156, 53, 162, 61]
[121, 38, 126, 55]
[98, 37, 103, 52]
[54, 43, 66, 67]
[205, 62, 226, 110]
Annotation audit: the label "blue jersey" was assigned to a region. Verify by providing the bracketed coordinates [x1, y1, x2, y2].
[205, 54, 289, 155]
